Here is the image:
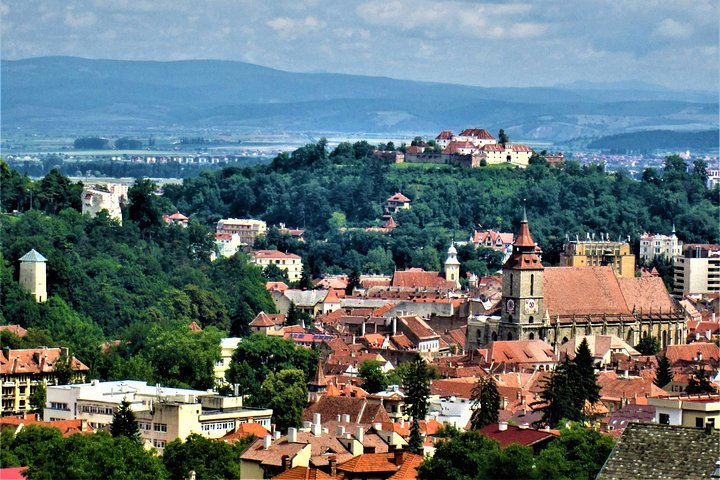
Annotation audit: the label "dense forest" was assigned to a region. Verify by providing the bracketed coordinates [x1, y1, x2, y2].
[0, 142, 718, 387]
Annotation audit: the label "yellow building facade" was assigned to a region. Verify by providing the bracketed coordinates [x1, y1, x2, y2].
[559, 239, 635, 277]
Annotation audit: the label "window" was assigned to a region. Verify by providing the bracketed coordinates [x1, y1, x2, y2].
[530, 274, 534, 296]
[659, 413, 670, 425]
[153, 423, 167, 432]
[528, 316, 534, 324]
[153, 439, 166, 448]
[696, 417, 705, 428]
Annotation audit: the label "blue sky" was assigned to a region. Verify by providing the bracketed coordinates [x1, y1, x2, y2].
[1, 0, 718, 91]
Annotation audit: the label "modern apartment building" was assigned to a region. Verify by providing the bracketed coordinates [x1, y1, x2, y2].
[673, 244, 720, 296]
[44, 380, 272, 451]
[216, 218, 267, 246]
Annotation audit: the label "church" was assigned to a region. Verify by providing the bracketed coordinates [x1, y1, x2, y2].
[468, 213, 686, 350]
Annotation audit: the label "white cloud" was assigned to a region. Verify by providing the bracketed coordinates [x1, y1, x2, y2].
[267, 15, 325, 38]
[64, 9, 97, 28]
[652, 19, 692, 39]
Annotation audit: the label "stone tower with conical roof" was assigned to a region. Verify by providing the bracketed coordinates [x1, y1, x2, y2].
[19, 249, 47, 303]
[445, 242, 461, 289]
[308, 359, 327, 403]
[498, 210, 544, 341]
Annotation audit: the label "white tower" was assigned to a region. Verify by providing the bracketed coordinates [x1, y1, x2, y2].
[19, 249, 47, 303]
[445, 243, 461, 289]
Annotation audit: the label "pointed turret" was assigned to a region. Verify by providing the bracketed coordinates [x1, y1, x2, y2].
[308, 358, 327, 403]
[503, 214, 543, 270]
[445, 242, 461, 288]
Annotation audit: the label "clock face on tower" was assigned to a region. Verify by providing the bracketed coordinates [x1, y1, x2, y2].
[525, 298, 539, 314]
[506, 299, 515, 314]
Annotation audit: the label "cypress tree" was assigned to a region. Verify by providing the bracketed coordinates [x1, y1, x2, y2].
[111, 400, 141, 442]
[574, 338, 600, 408]
[533, 357, 582, 427]
[654, 355, 674, 388]
[470, 376, 500, 429]
[403, 354, 431, 453]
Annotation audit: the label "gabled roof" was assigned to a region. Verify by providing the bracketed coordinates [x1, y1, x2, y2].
[0, 325, 28, 337]
[617, 276, 676, 313]
[392, 268, 447, 288]
[337, 453, 398, 474]
[398, 316, 439, 342]
[387, 192, 411, 203]
[221, 422, 270, 442]
[544, 267, 631, 316]
[663, 343, 720, 364]
[560, 335, 640, 360]
[271, 466, 333, 480]
[596, 372, 667, 402]
[304, 396, 391, 425]
[486, 340, 557, 365]
[284, 290, 329, 308]
[0, 348, 88, 375]
[459, 128, 495, 140]
[250, 311, 277, 328]
[435, 130, 454, 140]
[19, 249, 47, 263]
[597, 423, 720, 479]
[0, 414, 94, 437]
[251, 250, 301, 260]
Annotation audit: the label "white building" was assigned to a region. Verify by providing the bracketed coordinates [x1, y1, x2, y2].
[216, 218, 267, 246]
[674, 244, 720, 296]
[427, 396, 474, 430]
[81, 187, 122, 224]
[214, 337, 241, 385]
[640, 229, 683, 264]
[213, 233, 242, 259]
[44, 380, 272, 451]
[250, 250, 303, 282]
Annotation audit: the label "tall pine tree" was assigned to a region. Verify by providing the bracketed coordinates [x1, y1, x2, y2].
[111, 400, 140, 442]
[654, 355, 674, 388]
[574, 338, 600, 408]
[533, 358, 582, 427]
[470, 375, 500, 429]
[403, 354, 431, 453]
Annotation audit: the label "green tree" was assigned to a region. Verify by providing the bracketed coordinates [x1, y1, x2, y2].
[358, 360, 389, 394]
[470, 376, 500, 429]
[263, 263, 290, 283]
[403, 355, 431, 453]
[23, 430, 168, 480]
[498, 129, 510, 145]
[29, 384, 46, 415]
[54, 352, 75, 385]
[573, 338, 600, 408]
[257, 369, 307, 432]
[111, 400, 140, 442]
[654, 355, 674, 388]
[128, 178, 164, 234]
[534, 422, 615, 480]
[635, 336, 660, 356]
[686, 367, 715, 394]
[533, 357, 582, 427]
[345, 269, 361, 296]
[163, 433, 253, 480]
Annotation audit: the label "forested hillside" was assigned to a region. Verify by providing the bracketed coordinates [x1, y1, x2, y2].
[1, 144, 717, 386]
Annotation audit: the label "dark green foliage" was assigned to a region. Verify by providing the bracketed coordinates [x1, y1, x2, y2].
[470, 376, 500, 429]
[74, 137, 111, 149]
[263, 263, 289, 283]
[418, 423, 614, 480]
[635, 336, 661, 356]
[111, 400, 140, 441]
[114, 137, 144, 150]
[163, 433, 254, 480]
[358, 360, 389, 394]
[257, 369, 308, 432]
[29, 384, 46, 414]
[533, 352, 600, 428]
[654, 355, 674, 388]
[128, 178, 166, 234]
[227, 334, 318, 399]
[22, 430, 168, 480]
[402, 354, 431, 452]
[498, 129, 509, 145]
[686, 367, 716, 394]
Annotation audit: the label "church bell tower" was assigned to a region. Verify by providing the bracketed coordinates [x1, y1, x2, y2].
[499, 210, 544, 341]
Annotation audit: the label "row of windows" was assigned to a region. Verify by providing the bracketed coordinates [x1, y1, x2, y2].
[201, 421, 235, 431]
[154, 423, 167, 432]
[80, 405, 113, 415]
[50, 402, 70, 411]
[153, 439, 166, 448]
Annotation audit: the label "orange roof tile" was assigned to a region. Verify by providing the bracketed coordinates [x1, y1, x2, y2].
[387, 193, 411, 203]
[337, 453, 398, 474]
[272, 467, 334, 480]
[221, 422, 270, 442]
[0, 348, 88, 375]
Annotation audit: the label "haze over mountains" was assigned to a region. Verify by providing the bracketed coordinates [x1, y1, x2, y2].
[2, 56, 717, 143]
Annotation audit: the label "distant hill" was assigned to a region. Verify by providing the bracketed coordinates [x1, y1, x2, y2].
[2, 56, 717, 142]
[587, 130, 719, 153]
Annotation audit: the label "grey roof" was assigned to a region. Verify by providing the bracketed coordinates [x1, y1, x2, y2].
[284, 289, 329, 307]
[597, 422, 720, 479]
[19, 249, 47, 263]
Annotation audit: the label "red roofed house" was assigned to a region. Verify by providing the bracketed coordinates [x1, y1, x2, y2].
[162, 211, 189, 227]
[384, 193, 411, 219]
[0, 347, 89, 416]
[0, 413, 94, 436]
[455, 128, 496, 147]
[434, 130, 454, 149]
[397, 316, 441, 353]
[250, 250, 304, 282]
[249, 311, 286, 334]
[467, 215, 686, 349]
[479, 143, 533, 167]
[471, 230, 514, 262]
[0, 325, 28, 338]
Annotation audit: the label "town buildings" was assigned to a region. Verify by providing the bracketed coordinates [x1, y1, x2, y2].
[639, 228, 683, 264]
[216, 218, 267, 246]
[673, 244, 720, 296]
[44, 380, 272, 451]
[559, 236, 635, 278]
[250, 250, 303, 282]
[468, 214, 686, 349]
[1, 347, 88, 416]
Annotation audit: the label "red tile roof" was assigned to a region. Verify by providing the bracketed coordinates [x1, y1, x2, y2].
[617, 276, 676, 313]
[0, 414, 94, 437]
[252, 250, 301, 260]
[486, 340, 557, 365]
[477, 423, 557, 448]
[220, 422, 270, 442]
[0, 467, 27, 480]
[337, 453, 398, 474]
[387, 193, 411, 203]
[459, 129, 495, 140]
[0, 325, 27, 337]
[392, 268, 447, 288]
[663, 343, 720, 364]
[398, 316, 439, 342]
[544, 267, 630, 316]
[435, 130, 454, 140]
[0, 348, 88, 375]
[271, 466, 333, 480]
[250, 311, 278, 328]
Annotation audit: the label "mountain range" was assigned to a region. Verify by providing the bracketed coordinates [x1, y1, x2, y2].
[2, 56, 717, 144]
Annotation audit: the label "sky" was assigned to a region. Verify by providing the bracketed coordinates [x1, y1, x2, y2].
[1, 0, 718, 91]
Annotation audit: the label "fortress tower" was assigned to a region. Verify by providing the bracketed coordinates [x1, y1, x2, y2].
[19, 249, 47, 303]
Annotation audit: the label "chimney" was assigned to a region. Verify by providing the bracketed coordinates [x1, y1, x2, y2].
[329, 456, 337, 478]
[312, 413, 322, 436]
[274, 430, 281, 440]
[498, 421, 508, 432]
[263, 434, 272, 449]
[336, 425, 345, 436]
[392, 317, 397, 335]
[336, 414, 341, 422]
[698, 352, 703, 362]
[519, 423, 529, 430]
[393, 448, 405, 466]
[288, 427, 297, 443]
[81, 419, 88, 431]
[281, 455, 291, 472]
[342, 414, 350, 423]
[373, 422, 383, 431]
[355, 426, 364, 444]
